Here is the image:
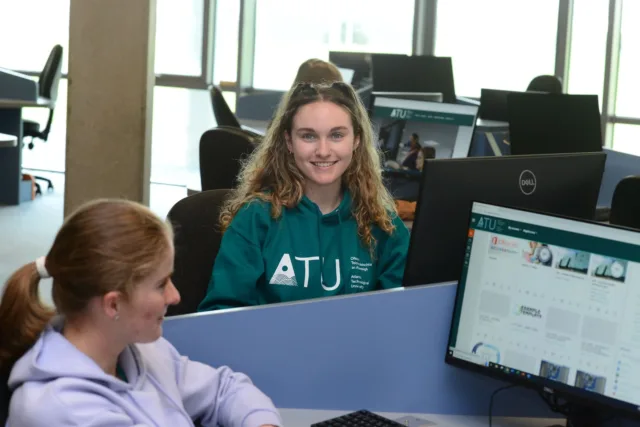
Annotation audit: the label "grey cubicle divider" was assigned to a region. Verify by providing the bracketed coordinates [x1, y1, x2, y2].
[163, 283, 555, 418]
[598, 148, 640, 208]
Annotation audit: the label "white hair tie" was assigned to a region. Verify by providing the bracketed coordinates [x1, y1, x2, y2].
[35, 256, 51, 279]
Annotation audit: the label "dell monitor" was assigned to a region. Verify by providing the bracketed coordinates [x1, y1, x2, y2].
[370, 54, 457, 104]
[446, 201, 640, 426]
[403, 152, 606, 287]
[508, 93, 603, 155]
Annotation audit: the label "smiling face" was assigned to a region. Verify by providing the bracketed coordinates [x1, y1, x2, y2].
[118, 242, 181, 343]
[286, 101, 359, 193]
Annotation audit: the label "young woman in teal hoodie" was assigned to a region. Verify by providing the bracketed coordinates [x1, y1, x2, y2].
[198, 82, 410, 312]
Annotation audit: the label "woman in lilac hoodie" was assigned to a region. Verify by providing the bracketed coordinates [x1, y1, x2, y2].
[0, 199, 282, 427]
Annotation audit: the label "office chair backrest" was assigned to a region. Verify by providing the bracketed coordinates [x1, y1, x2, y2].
[166, 189, 232, 316]
[609, 176, 640, 229]
[526, 75, 562, 94]
[39, 45, 64, 102]
[199, 126, 258, 191]
[0, 369, 10, 425]
[210, 85, 242, 128]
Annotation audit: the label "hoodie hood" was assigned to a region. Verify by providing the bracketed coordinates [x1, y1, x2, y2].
[9, 317, 139, 393]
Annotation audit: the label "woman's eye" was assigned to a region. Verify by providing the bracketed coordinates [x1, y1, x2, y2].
[302, 133, 316, 141]
[331, 132, 344, 140]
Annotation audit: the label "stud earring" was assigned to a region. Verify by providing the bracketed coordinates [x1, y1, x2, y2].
[114, 313, 120, 321]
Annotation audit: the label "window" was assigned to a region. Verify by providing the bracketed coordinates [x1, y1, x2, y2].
[0, 0, 70, 73]
[566, 0, 609, 110]
[252, 0, 414, 91]
[150, 86, 214, 186]
[155, 0, 204, 76]
[213, 0, 241, 84]
[611, 124, 640, 156]
[435, 0, 560, 97]
[614, 0, 640, 118]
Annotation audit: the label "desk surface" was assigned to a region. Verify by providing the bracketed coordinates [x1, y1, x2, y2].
[0, 97, 52, 108]
[0, 132, 17, 147]
[279, 409, 561, 427]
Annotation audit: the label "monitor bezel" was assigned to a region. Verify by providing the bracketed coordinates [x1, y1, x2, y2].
[444, 200, 640, 421]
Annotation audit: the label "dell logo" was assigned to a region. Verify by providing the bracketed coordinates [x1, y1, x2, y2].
[519, 170, 536, 195]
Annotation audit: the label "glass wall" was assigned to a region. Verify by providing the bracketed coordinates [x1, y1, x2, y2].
[566, 0, 609, 110]
[252, 0, 414, 91]
[155, 0, 204, 76]
[435, 0, 560, 97]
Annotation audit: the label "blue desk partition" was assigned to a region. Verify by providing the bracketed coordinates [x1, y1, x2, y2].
[598, 148, 640, 208]
[163, 283, 554, 418]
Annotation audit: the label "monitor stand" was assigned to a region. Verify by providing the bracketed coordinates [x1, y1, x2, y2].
[540, 390, 612, 427]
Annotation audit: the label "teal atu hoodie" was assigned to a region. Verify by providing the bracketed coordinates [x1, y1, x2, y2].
[198, 191, 410, 311]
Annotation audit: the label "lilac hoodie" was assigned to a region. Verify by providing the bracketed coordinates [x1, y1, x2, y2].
[6, 318, 282, 427]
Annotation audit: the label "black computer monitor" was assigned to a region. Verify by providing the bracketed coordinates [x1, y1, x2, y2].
[507, 93, 603, 155]
[479, 88, 521, 121]
[370, 55, 457, 104]
[403, 152, 606, 286]
[328, 51, 372, 88]
[446, 201, 640, 426]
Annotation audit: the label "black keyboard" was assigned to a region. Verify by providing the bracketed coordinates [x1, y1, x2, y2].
[311, 410, 405, 427]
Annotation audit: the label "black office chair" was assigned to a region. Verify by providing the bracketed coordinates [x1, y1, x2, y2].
[526, 75, 563, 94]
[0, 369, 10, 425]
[199, 126, 258, 191]
[609, 176, 640, 229]
[209, 85, 242, 129]
[23, 44, 64, 195]
[166, 189, 232, 316]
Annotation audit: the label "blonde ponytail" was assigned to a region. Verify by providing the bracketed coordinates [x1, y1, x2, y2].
[0, 262, 55, 372]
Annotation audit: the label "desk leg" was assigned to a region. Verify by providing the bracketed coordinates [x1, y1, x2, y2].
[0, 108, 23, 205]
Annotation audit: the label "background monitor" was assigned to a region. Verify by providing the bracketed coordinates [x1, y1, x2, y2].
[370, 54, 457, 104]
[371, 96, 478, 164]
[328, 51, 372, 88]
[371, 91, 443, 104]
[507, 93, 603, 155]
[447, 201, 640, 425]
[337, 67, 355, 84]
[403, 152, 607, 287]
[479, 88, 521, 121]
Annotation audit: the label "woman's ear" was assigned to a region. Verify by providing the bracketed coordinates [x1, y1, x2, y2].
[285, 132, 293, 153]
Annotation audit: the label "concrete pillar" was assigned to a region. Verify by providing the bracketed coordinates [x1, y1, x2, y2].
[65, 0, 156, 216]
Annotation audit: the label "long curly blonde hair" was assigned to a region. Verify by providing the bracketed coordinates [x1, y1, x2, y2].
[220, 82, 397, 249]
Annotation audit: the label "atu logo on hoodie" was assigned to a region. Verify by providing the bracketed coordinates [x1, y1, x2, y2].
[269, 253, 342, 291]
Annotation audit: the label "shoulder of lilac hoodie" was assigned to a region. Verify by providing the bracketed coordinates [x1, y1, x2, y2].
[6, 318, 282, 427]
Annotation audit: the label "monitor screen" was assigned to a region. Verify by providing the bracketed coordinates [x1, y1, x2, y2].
[403, 152, 606, 287]
[370, 55, 457, 104]
[447, 201, 640, 419]
[507, 93, 603, 156]
[338, 67, 355, 84]
[371, 96, 478, 167]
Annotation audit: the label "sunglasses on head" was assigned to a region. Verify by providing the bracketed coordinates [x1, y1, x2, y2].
[291, 81, 354, 100]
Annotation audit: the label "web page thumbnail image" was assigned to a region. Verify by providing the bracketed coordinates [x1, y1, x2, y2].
[590, 255, 628, 283]
[539, 360, 570, 384]
[574, 370, 607, 394]
[521, 242, 591, 274]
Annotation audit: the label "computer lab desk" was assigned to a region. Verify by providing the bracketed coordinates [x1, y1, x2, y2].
[278, 408, 558, 427]
[0, 98, 52, 205]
